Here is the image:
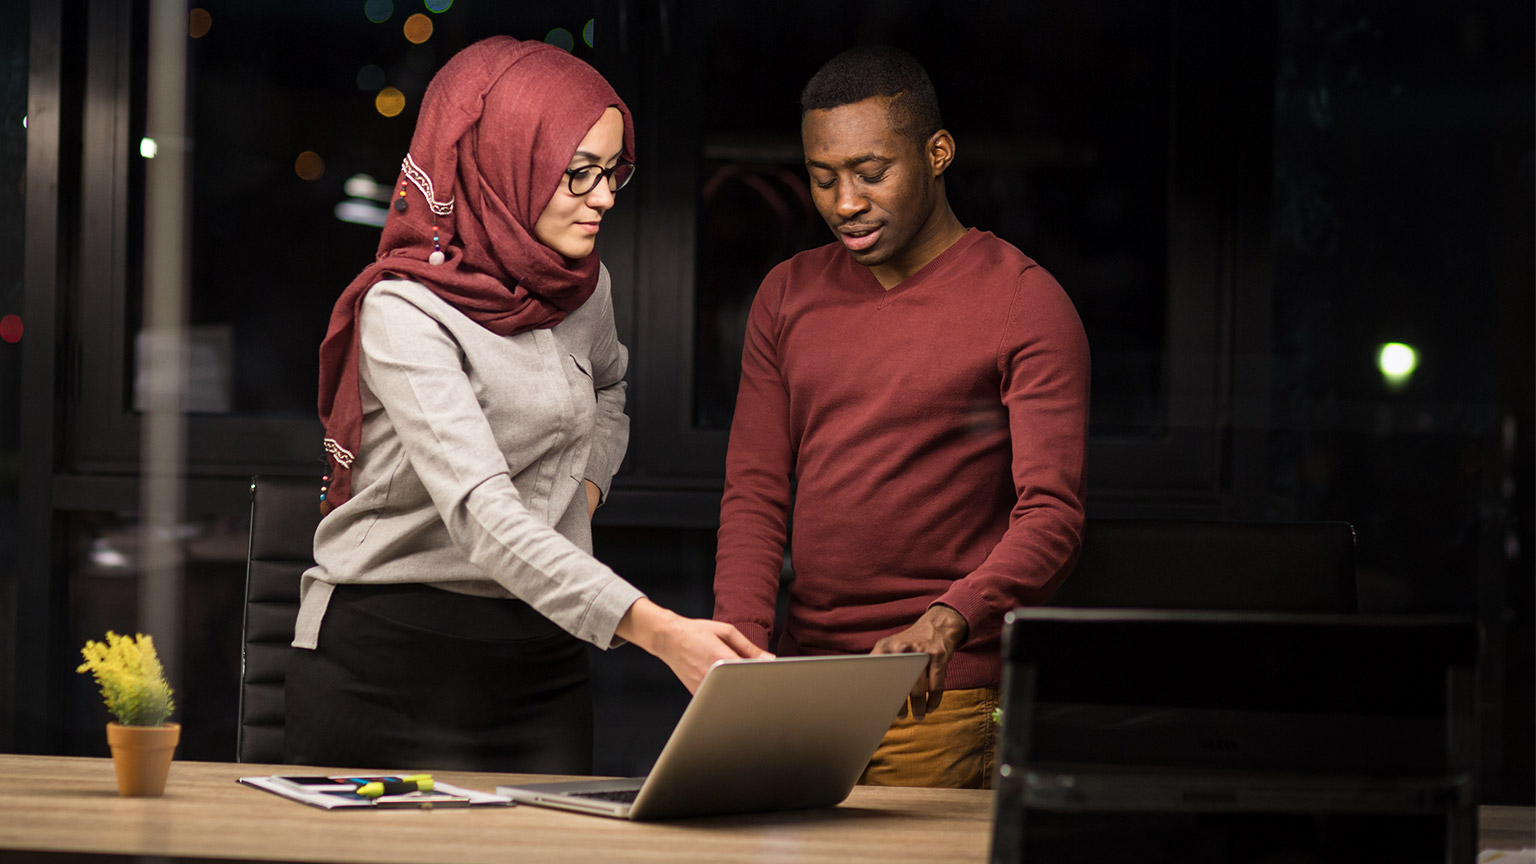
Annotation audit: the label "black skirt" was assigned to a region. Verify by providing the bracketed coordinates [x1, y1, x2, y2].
[284, 582, 594, 774]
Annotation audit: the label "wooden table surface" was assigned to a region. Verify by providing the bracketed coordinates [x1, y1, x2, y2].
[0, 754, 995, 864]
[3, 755, 1531, 862]
[1480, 805, 1536, 853]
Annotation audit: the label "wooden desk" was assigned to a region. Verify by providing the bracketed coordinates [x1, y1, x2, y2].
[3, 756, 1531, 862]
[0, 755, 993, 863]
[1481, 805, 1536, 852]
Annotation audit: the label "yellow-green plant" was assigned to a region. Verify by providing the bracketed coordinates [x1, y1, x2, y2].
[77, 631, 176, 726]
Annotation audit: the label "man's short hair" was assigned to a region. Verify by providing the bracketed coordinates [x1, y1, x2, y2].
[799, 46, 943, 145]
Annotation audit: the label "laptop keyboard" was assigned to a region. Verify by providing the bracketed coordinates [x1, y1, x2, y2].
[565, 789, 640, 803]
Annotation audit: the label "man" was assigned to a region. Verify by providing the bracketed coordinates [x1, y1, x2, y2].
[713, 46, 1090, 789]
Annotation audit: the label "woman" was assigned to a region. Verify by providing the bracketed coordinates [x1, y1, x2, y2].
[288, 36, 765, 773]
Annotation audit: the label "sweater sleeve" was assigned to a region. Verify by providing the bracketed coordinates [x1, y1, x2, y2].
[359, 288, 644, 649]
[713, 270, 795, 651]
[932, 265, 1090, 643]
[582, 268, 630, 503]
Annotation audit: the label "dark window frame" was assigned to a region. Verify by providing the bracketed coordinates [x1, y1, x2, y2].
[69, 0, 323, 478]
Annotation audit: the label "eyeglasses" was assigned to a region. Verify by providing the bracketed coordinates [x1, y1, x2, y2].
[564, 159, 636, 196]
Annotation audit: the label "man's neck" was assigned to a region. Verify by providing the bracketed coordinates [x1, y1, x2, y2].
[868, 203, 969, 290]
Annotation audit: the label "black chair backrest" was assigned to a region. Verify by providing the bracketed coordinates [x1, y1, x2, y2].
[1051, 518, 1358, 613]
[990, 608, 1481, 864]
[238, 475, 321, 764]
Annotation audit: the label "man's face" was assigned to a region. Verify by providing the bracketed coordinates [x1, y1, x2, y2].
[802, 96, 938, 271]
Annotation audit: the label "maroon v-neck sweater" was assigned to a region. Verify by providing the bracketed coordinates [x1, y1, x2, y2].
[714, 229, 1090, 690]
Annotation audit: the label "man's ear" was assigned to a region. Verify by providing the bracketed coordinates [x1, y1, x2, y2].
[927, 129, 956, 177]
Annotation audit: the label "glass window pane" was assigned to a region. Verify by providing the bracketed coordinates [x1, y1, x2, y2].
[129, 3, 600, 415]
[1, 1, 27, 578]
[65, 510, 250, 760]
[691, 1, 1170, 437]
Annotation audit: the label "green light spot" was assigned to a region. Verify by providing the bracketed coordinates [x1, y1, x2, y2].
[1377, 342, 1418, 390]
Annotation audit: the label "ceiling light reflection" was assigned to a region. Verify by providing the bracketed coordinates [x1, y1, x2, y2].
[344, 174, 392, 201]
[335, 200, 390, 227]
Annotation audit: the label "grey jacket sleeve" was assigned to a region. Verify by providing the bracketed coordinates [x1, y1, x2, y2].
[358, 288, 644, 648]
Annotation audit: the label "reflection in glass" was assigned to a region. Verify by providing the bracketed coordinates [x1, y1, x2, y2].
[695, 146, 825, 429]
[1, 0, 26, 573]
[690, 1, 1172, 437]
[126, 4, 602, 415]
[65, 511, 251, 761]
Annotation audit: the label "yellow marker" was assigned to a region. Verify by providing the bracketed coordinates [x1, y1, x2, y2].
[356, 774, 433, 798]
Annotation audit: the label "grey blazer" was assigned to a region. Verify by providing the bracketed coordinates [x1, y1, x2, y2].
[294, 266, 644, 651]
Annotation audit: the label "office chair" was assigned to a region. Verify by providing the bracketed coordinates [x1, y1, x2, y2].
[237, 475, 321, 764]
[1050, 518, 1359, 613]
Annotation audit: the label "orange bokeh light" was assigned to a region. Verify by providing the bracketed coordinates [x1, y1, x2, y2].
[188, 8, 212, 38]
[294, 150, 325, 181]
[375, 87, 407, 118]
[403, 13, 433, 44]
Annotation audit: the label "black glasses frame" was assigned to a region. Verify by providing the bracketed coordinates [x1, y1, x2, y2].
[565, 159, 636, 196]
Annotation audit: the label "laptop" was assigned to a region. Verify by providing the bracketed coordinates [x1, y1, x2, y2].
[498, 652, 928, 820]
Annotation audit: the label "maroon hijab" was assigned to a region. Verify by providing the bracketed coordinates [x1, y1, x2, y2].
[318, 37, 635, 511]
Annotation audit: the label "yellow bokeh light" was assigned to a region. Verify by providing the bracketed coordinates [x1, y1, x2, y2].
[403, 13, 433, 44]
[188, 8, 212, 38]
[375, 86, 407, 117]
[294, 150, 325, 181]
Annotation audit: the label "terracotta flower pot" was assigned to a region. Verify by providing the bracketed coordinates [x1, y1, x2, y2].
[106, 722, 180, 797]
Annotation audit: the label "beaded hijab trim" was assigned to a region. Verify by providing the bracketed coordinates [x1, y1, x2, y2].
[401, 153, 455, 216]
[396, 153, 450, 266]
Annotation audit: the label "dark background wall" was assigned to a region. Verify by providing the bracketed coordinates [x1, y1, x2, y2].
[2, 0, 1530, 805]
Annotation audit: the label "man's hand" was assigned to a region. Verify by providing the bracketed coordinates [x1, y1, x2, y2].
[584, 480, 602, 519]
[616, 598, 774, 694]
[871, 604, 969, 721]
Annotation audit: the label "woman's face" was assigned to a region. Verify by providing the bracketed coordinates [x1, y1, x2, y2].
[534, 107, 625, 260]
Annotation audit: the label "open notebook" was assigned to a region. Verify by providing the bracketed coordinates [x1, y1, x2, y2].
[499, 652, 928, 820]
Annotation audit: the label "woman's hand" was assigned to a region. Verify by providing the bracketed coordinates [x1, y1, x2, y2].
[616, 598, 773, 693]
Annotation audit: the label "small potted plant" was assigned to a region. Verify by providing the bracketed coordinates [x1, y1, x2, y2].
[77, 631, 180, 797]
